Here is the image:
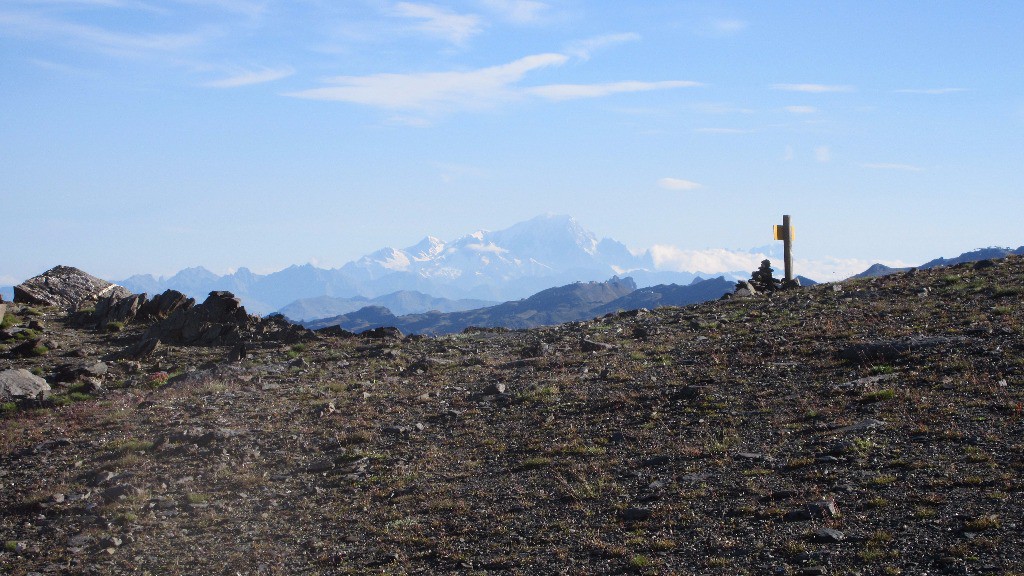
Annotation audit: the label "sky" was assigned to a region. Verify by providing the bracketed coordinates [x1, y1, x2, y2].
[3, 1, 1023, 285]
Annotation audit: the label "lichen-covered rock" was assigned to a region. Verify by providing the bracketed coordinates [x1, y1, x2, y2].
[14, 266, 131, 310]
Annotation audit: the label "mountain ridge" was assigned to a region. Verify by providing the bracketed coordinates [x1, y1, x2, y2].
[115, 215, 731, 315]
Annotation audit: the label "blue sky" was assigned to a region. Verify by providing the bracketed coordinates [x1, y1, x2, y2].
[3, 1, 1023, 284]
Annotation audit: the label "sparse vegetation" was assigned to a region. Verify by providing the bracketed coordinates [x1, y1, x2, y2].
[2, 256, 1024, 574]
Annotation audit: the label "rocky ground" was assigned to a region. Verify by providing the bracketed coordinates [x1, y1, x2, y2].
[2, 258, 1023, 575]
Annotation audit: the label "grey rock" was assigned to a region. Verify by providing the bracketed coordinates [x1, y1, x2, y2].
[143, 291, 254, 346]
[140, 289, 194, 320]
[125, 337, 162, 359]
[786, 499, 840, 522]
[0, 302, 6, 322]
[306, 459, 336, 473]
[833, 419, 886, 434]
[93, 292, 147, 328]
[482, 382, 506, 395]
[101, 484, 139, 502]
[14, 265, 131, 310]
[621, 507, 652, 521]
[53, 361, 108, 384]
[811, 528, 846, 543]
[67, 533, 95, 548]
[581, 339, 616, 352]
[0, 368, 51, 401]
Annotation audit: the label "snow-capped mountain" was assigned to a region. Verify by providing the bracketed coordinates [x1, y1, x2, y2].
[117, 215, 709, 314]
[341, 215, 650, 290]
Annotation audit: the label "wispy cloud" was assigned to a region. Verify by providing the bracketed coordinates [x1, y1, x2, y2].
[784, 105, 817, 114]
[695, 127, 751, 134]
[0, 10, 204, 56]
[481, 0, 549, 24]
[527, 80, 700, 101]
[895, 88, 966, 95]
[205, 66, 294, 88]
[287, 53, 568, 110]
[172, 0, 267, 18]
[815, 146, 831, 163]
[288, 53, 699, 112]
[708, 18, 747, 35]
[861, 162, 924, 172]
[657, 177, 702, 191]
[692, 102, 755, 115]
[391, 2, 482, 45]
[772, 83, 853, 93]
[565, 32, 640, 60]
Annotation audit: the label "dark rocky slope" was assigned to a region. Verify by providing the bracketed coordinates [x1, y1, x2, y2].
[1, 257, 1023, 575]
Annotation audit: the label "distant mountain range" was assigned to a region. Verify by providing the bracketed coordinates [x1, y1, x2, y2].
[278, 291, 497, 322]
[301, 276, 739, 336]
[116, 215, 731, 315]
[852, 246, 1024, 278]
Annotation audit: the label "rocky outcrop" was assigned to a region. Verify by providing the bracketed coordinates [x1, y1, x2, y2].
[88, 289, 194, 330]
[14, 266, 131, 310]
[0, 368, 51, 402]
[142, 291, 255, 346]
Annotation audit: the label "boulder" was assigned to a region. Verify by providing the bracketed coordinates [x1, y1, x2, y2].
[140, 290, 195, 320]
[0, 368, 51, 402]
[93, 293, 147, 329]
[14, 266, 132, 310]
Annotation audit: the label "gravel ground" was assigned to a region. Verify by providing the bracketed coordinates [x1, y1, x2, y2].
[2, 257, 1023, 575]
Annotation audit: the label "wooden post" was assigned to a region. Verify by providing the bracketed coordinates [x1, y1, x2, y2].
[782, 214, 793, 283]
[773, 215, 795, 284]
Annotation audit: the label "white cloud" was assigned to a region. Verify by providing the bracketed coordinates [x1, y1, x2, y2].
[287, 53, 568, 110]
[205, 66, 293, 88]
[526, 80, 700, 101]
[783, 145, 794, 161]
[657, 177, 702, 191]
[709, 18, 747, 34]
[861, 162, 924, 172]
[784, 105, 817, 114]
[565, 32, 640, 61]
[650, 246, 762, 274]
[481, 0, 549, 24]
[466, 242, 508, 254]
[649, 244, 910, 281]
[391, 2, 482, 45]
[0, 10, 204, 55]
[814, 146, 831, 163]
[288, 54, 699, 112]
[692, 102, 755, 115]
[772, 83, 853, 93]
[895, 88, 966, 95]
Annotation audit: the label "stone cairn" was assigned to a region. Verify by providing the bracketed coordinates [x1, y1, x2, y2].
[734, 259, 798, 296]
